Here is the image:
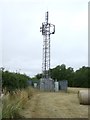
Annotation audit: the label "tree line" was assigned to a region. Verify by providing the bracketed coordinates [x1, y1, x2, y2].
[36, 64, 90, 88]
[1, 68, 30, 93]
[1, 64, 90, 93]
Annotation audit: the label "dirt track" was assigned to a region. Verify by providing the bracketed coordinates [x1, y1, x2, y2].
[21, 92, 88, 118]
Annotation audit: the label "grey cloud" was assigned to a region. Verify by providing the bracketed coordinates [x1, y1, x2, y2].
[1, 0, 88, 76]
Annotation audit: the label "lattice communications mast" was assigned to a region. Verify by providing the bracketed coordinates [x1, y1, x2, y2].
[40, 11, 55, 79]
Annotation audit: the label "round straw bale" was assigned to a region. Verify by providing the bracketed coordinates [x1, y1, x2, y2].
[78, 90, 90, 105]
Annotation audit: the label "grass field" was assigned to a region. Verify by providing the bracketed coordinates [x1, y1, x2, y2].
[1, 87, 89, 118]
[2, 87, 37, 118]
[20, 87, 89, 118]
[0, 99, 2, 119]
[67, 87, 88, 94]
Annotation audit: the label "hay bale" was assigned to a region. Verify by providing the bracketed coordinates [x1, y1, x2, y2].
[78, 90, 90, 105]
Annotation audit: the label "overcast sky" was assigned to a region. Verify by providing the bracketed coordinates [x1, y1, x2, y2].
[0, 0, 88, 77]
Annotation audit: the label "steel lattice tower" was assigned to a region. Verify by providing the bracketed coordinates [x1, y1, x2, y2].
[40, 11, 55, 79]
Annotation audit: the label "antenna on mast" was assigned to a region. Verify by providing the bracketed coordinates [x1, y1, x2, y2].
[40, 11, 55, 79]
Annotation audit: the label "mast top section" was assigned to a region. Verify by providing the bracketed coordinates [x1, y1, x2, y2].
[45, 11, 48, 24]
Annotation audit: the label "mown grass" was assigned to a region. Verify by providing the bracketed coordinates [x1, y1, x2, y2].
[2, 87, 37, 118]
[2, 87, 89, 118]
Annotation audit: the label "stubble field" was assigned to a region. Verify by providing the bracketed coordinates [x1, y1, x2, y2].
[20, 87, 89, 118]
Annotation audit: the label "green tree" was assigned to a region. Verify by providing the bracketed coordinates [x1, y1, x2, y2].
[73, 66, 89, 88]
[36, 73, 42, 80]
[2, 70, 30, 92]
